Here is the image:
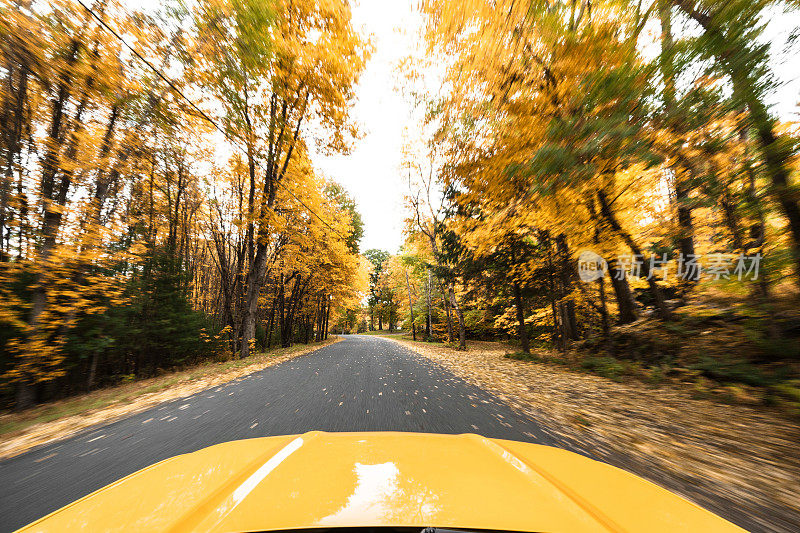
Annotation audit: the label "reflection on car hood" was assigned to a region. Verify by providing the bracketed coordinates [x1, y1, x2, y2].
[19, 431, 743, 532]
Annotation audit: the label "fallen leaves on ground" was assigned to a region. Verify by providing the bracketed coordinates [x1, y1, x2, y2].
[0, 338, 340, 460]
[388, 337, 800, 533]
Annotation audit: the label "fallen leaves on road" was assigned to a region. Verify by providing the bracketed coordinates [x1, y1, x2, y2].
[0, 337, 340, 460]
[388, 337, 800, 533]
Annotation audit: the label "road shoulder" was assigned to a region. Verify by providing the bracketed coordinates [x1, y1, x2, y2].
[0, 337, 340, 460]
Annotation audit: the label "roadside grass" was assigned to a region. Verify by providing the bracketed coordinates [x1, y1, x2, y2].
[505, 352, 626, 382]
[506, 348, 799, 412]
[0, 339, 336, 440]
[505, 351, 570, 365]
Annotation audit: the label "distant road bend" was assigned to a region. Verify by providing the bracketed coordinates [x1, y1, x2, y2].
[0, 335, 557, 531]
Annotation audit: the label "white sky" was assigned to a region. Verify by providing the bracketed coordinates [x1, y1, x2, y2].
[766, 10, 800, 119]
[310, 0, 422, 254]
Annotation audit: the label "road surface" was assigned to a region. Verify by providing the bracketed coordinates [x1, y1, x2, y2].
[0, 335, 560, 531]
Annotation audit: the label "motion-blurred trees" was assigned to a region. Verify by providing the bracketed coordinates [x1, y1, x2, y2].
[402, 0, 800, 359]
[0, 0, 368, 409]
[192, 0, 368, 357]
[364, 249, 391, 330]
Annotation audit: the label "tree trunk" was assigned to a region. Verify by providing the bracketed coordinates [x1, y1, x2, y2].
[266, 294, 276, 350]
[320, 297, 328, 340]
[448, 284, 466, 350]
[322, 298, 331, 340]
[608, 260, 638, 324]
[277, 273, 286, 348]
[541, 230, 561, 347]
[658, 0, 676, 106]
[551, 299, 561, 349]
[720, 187, 745, 251]
[426, 269, 432, 338]
[15, 382, 35, 411]
[512, 281, 529, 353]
[597, 189, 672, 320]
[440, 282, 454, 343]
[557, 300, 578, 349]
[86, 351, 99, 391]
[404, 269, 416, 340]
[673, 0, 800, 284]
[558, 302, 569, 350]
[660, 1, 697, 279]
[280, 276, 306, 348]
[19, 40, 82, 405]
[1, 49, 29, 262]
[556, 234, 579, 338]
[566, 299, 578, 339]
[675, 177, 697, 280]
[598, 274, 610, 336]
[240, 237, 274, 357]
[314, 296, 321, 342]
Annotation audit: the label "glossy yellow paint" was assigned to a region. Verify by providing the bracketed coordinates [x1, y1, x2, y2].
[18, 431, 744, 532]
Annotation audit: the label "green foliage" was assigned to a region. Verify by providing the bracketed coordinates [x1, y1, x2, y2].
[112, 248, 218, 374]
[0, 247, 222, 407]
[364, 249, 396, 329]
[772, 381, 800, 402]
[581, 356, 627, 382]
[505, 352, 570, 365]
[742, 318, 800, 361]
[689, 356, 772, 387]
[364, 249, 390, 278]
[647, 364, 671, 385]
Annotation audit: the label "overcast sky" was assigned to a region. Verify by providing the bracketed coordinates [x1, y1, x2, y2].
[309, 0, 422, 254]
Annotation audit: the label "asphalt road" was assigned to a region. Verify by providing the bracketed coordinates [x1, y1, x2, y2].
[0, 335, 561, 531]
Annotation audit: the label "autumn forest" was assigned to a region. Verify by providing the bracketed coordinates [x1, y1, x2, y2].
[2, 0, 800, 418]
[0, 0, 370, 409]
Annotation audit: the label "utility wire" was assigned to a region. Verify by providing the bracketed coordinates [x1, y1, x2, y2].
[75, 0, 348, 241]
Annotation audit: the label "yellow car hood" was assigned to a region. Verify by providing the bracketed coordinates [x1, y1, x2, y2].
[19, 431, 742, 533]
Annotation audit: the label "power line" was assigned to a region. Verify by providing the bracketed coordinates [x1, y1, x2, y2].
[75, 0, 348, 241]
